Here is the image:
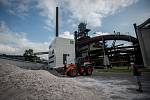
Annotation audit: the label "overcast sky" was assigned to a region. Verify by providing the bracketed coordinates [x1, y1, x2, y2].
[0, 0, 150, 58]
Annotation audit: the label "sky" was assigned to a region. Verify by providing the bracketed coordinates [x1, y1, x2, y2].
[0, 0, 150, 59]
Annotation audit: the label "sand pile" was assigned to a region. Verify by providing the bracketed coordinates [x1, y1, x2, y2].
[0, 64, 99, 100]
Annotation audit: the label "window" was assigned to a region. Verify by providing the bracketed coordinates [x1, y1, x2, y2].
[70, 40, 74, 44]
[49, 60, 54, 64]
[49, 55, 54, 59]
[52, 49, 54, 54]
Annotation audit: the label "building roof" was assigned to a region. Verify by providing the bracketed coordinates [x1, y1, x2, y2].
[138, 18, 150, 29]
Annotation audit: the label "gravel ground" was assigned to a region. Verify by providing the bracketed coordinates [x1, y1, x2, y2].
[0, 62, 150, 100]
[0, 64, 100, 100]
[72, 72, 150, 100]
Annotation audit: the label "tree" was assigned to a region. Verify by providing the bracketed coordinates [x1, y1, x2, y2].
[23, 49, 37, 62]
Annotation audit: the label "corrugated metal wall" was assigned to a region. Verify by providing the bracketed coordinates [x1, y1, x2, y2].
[135, 19, 150, 67]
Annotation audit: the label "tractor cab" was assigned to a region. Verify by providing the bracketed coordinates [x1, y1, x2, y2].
[77, 57, 94, 75]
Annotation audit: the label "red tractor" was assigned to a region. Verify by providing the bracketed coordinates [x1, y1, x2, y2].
[64, 58, 94, 77]
[78, 61, 93, 76]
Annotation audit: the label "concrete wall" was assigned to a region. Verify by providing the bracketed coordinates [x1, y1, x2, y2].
[0, 57, 49, 70]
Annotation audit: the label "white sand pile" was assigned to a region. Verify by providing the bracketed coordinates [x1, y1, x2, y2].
[0, 64, 100, 100]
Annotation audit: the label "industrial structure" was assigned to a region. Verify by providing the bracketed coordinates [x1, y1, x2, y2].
[74, 23, 143, 67]
[48, 7, 144, 70]
[48, 7, 75, 68]
[48, 7, 94, 76]
[134, 18, 150, 67]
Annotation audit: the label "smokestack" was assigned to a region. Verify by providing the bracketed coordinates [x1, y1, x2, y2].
[56, 7, 59, 37]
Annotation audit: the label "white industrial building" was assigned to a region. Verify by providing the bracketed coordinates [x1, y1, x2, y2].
[48, 37, 75, 68]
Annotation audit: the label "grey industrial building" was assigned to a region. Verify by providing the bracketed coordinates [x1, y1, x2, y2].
[134, 18, 150, 67]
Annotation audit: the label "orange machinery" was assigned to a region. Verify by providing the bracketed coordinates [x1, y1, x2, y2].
[64, 60, 94, 77]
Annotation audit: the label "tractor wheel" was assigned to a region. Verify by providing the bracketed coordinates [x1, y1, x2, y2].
[69, 69, 78, 77]
[86, 67, 93, 75]
[78, 67, 85, 76]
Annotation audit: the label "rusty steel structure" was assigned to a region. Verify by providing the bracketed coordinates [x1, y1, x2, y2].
[76, 34, 138, 46]
[74, 23, 143, 67]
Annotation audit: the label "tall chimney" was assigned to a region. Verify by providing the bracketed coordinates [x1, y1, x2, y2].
[56, 7, 59, 37]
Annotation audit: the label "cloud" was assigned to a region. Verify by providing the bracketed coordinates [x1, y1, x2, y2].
[59, 31, 74, 39]
[0, 44, 19, 54]
[1, 0, 138, 31]
[0, 21, 50, 59]
[0, 0, 31, 17]
[36, 0, 56, 31]
[35, 0, 138, 31]
[132, 12, 150, 25]
[63, 0, 138, 27]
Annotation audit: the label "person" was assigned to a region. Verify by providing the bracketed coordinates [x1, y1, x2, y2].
[131, 62, 143, 92]
[103, 55, 111, 70]
[63, 60, 67, 75]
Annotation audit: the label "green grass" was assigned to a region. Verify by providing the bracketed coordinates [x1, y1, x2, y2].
[95, 67, 130, 73]
[92, 66, 150, 76]
[94, 66, 150, 73]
